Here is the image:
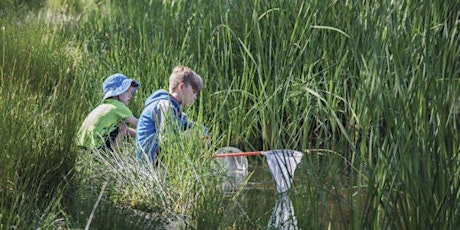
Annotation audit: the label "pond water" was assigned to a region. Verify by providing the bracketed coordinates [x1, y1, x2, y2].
[217, 154, 354, 229]
[68, 153, 352, 229]
[217, 157, 301, 229]
[214, 148, 303, 229]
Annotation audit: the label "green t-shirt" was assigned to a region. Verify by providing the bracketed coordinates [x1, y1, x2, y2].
[77, 99, 134, 148]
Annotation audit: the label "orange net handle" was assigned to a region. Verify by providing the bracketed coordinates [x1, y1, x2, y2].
[214, 151, 263, 158]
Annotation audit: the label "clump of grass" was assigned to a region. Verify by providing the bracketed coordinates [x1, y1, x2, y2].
[73, 124, 231, 228]
[0, 8, 84, 229]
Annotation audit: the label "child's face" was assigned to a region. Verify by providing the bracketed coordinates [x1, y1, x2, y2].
[119, 86, 137, 106]
[181, 84, 198, 107]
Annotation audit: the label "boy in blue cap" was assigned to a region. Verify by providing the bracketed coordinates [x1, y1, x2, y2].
[136, 65, 205, 163]
[77, 73, 140, 151]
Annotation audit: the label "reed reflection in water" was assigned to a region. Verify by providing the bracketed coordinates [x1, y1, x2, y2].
[216, 147, 302, 229]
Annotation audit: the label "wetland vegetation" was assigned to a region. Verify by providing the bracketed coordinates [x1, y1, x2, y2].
[0, 0, 459, 229]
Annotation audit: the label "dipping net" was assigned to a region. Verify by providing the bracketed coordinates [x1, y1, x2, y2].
[215, 147, 248, 192]
[215, 147, 303, 193]
[264, 150, 303, 193]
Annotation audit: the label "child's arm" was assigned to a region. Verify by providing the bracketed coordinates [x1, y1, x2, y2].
[126, 127, 136, 137]
[125, 116, 138, 137]
[179, 113, 209, 138]
[126, 116, 138, 127]
[113, 122, 129, 150]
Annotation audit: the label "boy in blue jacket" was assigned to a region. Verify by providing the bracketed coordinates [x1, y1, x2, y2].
[136, 65, 205, 163]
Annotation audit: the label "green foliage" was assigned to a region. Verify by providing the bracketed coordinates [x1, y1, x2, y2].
[0, 11, 81, 229]
[0, 0, 45, 13]
[73, 127, 223, 228]
[1, 0, 459, 229]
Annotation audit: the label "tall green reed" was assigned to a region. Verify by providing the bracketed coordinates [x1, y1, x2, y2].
[351, 1, 460, 229]
[1, 0, 459, 228]
[65, 0, 459, 228]
[0, 10, 84, 228]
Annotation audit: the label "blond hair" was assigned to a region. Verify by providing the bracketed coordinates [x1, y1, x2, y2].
[169, 65, 203, 92]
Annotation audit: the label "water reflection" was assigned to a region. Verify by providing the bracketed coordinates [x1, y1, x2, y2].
[226, 176, 299, 229]
[268, 193, 298, 229]
[215, 147, 302, 229]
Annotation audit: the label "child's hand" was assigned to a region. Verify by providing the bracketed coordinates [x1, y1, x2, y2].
[119, 122, 136, 137]
[119, 122, 128, 133]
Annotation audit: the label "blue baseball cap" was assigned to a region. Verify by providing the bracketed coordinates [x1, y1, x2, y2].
[102, 73, 140, 101]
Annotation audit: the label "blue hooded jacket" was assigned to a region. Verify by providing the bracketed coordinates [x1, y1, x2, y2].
[136, 89, 191, 162]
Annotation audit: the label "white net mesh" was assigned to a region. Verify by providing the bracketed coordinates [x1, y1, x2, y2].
[265, 150, 303, 193]
[268, 193, 298, 229]
[215, 147, 248, 192]
[215, 148, 303, 193]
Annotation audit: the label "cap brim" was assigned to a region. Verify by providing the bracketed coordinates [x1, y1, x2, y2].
[102, 78, 140, 102]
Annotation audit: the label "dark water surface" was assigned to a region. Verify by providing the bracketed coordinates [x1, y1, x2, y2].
[68, 156, 350, 229]
[221, 159, 300, 229]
